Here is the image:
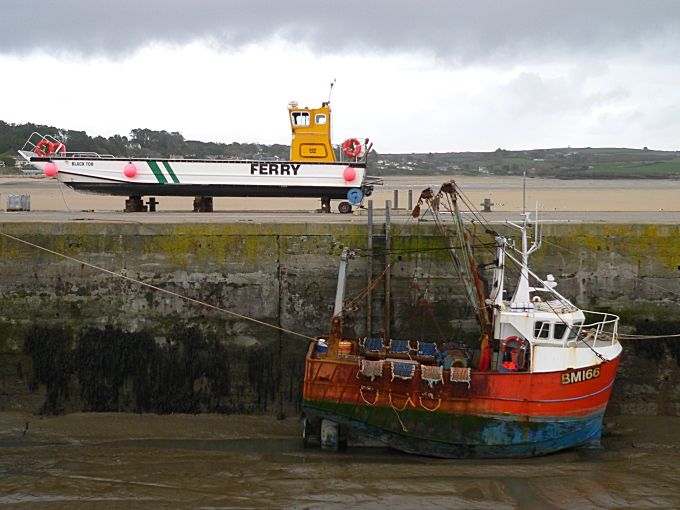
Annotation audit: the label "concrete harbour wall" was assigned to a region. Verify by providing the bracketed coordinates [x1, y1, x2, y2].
[1, 221, 680, 416]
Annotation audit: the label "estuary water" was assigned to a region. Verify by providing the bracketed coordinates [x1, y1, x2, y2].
[1, 412, 679, 509]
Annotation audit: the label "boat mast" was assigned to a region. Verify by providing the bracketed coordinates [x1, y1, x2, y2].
[508, 211, 542, 307]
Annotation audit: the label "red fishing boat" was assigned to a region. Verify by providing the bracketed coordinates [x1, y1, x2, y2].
[302, 181, 622, 458]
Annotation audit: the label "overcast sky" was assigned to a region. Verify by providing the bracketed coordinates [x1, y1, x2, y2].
[2, 0, 680, 153]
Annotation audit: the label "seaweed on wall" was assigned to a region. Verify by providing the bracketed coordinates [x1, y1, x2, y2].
[24, 325, 74, 414]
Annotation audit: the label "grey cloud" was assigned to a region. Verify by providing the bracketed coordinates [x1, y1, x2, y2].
[3, 0, 680, 62]
[501, 72, 629, 117]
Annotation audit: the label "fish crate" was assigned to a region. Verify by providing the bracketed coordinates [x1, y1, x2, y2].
[7, 194, 31, 212]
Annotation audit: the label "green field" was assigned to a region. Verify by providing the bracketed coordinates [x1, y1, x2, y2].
[374, 147, 680, 178]
[585, 159, 680, 177]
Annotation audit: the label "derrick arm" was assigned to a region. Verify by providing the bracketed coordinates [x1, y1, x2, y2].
[421, 182, 493, 336]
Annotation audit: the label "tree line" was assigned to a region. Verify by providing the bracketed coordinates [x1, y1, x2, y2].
[0, 121, 289, 161]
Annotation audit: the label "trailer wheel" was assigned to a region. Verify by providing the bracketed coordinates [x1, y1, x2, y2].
[338, 201, 352, 214]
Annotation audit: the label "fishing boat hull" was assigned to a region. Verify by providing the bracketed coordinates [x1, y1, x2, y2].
[305, 402, 606, 458]
[302, 343, 621, 458]
[27, 156, 369, 199]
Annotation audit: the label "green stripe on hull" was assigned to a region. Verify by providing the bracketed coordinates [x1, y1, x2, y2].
[147, 161, 168, 184]
[161, 161, 180, 184]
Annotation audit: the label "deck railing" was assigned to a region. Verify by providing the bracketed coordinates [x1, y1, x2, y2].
[574, 310, 619, 347]
[21, 132, 113, 159]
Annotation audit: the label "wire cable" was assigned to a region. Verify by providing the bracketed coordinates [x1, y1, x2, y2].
[0, 231, 316, 343]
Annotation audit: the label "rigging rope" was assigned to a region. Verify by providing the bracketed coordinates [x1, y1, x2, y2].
[0, 231, 316, 343]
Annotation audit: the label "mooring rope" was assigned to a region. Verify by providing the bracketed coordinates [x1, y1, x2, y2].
[0, 231, 316, 342]
[56, 179, 73, 212]
[618, 333, 680, 340]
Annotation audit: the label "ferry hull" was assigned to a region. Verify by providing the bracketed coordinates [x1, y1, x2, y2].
[302, 344, 620, 458]
[29, 157, 370, 198]
[58, 181, 359, 199]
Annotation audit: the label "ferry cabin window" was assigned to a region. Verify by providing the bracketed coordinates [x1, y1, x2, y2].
[315, 114, 327, 125]
[534, 321, 550, 339]
[291, 112, 310, 126]
[554, 323, 568, 340]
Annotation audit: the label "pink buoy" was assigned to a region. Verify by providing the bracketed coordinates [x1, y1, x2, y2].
[124, 162, 137, 178]
[44, 162, 58, 177]
[343, 166, 356, 182]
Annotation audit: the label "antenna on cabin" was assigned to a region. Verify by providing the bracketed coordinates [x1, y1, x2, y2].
[328, 79, 336, 103]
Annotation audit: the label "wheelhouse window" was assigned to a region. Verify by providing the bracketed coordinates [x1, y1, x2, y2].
[567, 321, 582, 340]
[315, 113, 327, 125]
[534, 321, 550, 339]
[291, 112, 310, 126]
[554, 323, 568, 340]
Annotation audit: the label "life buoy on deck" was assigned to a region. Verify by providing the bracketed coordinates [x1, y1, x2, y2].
[500, 335, 530, 371]
[35, 140, 66, 157]
[342, 138, 362, 158]
[35, 139, 54, 157]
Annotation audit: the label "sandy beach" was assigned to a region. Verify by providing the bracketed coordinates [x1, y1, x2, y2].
[0, 174, 678, 217]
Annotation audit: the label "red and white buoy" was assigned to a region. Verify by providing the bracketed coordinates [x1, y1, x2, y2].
[43, 162, 58, 177]
[123, 162, 137, 178]
[343, 166, 356, 182]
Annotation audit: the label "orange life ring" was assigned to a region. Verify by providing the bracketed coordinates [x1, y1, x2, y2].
[35, 139, 54, 157]
[501, 335, 526, 350]
[35, 140, 66, 157]
[500, 336, 529, 371]
[342, 138, 362, 158]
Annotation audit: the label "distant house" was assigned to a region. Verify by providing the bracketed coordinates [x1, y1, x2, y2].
[0, 161, 5, 168]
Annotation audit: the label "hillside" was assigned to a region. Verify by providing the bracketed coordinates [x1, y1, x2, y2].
[2, 120, 680, 179]
[373, 147, 680, 179]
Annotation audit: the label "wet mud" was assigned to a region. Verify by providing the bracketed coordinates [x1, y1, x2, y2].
[1, 413, 679, 509]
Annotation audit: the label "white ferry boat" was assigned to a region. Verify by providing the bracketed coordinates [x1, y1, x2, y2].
[18, 100, 380, 213]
